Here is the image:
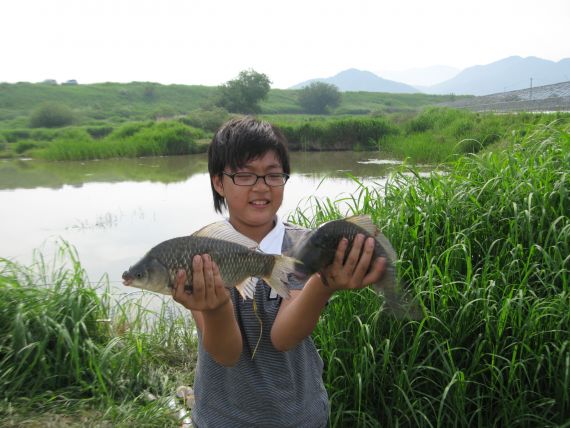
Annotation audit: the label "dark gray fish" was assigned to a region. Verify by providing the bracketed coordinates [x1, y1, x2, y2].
[289, 215, 421, 319]
[122, 222, 295, 299]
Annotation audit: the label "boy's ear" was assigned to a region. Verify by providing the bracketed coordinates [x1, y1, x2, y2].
[212, 175, 224, 197]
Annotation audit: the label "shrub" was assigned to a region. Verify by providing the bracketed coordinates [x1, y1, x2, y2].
[298, 82, 341, 114]
[277, 117, 398, 151]
[110, 121, 153, 138]
[29, 102, 75, 128]
[86, 125, 114, 139]
[153, 105, 178, 119]
[132, 121, 204, 155]
[14, 141, 37, 154]
[180, 107, 230, 132]
[3, 129, 31, 142]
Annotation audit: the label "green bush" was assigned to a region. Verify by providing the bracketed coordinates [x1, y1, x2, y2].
[29, 102, 75, 128]
[298, 82, 341, 114]
[2, 129, 31, 142]
[38, 120, 206, 160]
[14, 141, 38, 154]
[152, 105, 178, 119]
[132, 121, 204, 155]
[110, 121, 153, 138]
[276, 117, 399, 151]
[86, 125, 114, 139]
[180, 107, 230, 132]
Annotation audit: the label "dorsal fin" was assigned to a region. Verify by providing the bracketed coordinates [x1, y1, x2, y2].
[192, 221, 258, 249]
[345, 215, 377, 236]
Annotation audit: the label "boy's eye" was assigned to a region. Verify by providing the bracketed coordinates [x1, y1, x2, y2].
[265, 173, 289, 185]
[227, 172, 289, 187]
[233, 173, 258, 185]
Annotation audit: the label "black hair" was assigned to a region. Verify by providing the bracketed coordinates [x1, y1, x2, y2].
[208, 116, 291, 214]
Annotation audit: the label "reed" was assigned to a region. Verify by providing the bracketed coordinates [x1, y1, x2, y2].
[289, 122, 570, 426]
[2, 121, 569, 426]
[34, 120, 206, 161]
[0, 242, 197, 426]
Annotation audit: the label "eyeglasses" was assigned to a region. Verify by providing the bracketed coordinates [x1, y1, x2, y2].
[222, 172, 289, 187]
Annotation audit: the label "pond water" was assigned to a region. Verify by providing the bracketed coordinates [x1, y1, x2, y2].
[0, 151, 424, 298]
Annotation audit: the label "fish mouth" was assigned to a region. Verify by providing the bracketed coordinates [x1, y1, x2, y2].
[122, 271, 133, 286]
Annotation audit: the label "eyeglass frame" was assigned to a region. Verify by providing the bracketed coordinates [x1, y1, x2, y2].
[222, 171, 290, 187]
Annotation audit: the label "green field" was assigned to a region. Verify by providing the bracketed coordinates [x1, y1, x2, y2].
[1, 120, 569, 427]
[0, 81, 478, 162]
[0, 82, 461, 128]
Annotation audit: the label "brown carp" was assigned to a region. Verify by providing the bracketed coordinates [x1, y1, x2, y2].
[122, 222, 295, 299]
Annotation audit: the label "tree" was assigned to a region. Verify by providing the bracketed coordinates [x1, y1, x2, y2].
[217, 69, 271, 114]
[298, 82, 341, 114]
[29, 102, 74, 128]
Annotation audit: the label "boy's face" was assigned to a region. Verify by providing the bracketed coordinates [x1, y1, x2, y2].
[212, 150, 285, 241]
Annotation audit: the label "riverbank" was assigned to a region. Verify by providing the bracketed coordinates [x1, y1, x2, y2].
[2, 108, 569, 163]
[1, 122, 568, 426]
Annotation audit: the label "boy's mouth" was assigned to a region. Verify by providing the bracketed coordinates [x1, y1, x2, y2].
[250, 200, 270, 206]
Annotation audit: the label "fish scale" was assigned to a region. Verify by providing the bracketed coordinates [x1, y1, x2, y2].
[289, 215, 421, 319]
[122, 222, 294, 300]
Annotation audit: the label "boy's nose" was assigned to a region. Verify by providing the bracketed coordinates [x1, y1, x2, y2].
[251, 176, 270, 189]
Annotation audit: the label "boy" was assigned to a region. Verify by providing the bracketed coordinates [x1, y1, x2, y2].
[172, 117, 385, 427]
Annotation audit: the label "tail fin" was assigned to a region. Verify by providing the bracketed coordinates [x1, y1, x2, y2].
[262, 255, 296, 299]
[373, 268, 422, 319]
[381, 287, 423, 320]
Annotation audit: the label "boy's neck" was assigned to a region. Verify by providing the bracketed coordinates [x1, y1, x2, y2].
[228, 218, 276, 243]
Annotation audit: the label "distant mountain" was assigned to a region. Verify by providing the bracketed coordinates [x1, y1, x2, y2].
[290, 68, 419, 93]
[375, 65, 460, 88]
[426, 56, 570, 96]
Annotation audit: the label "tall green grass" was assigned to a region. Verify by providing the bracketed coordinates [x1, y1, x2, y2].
[33, 120, 207, 161]
[0, 243, 197, 426]
[2, 120, 569, 426]
[289, 122, 570, 426]
[274, 117, 399, 151]
[381, 108, 570, 163]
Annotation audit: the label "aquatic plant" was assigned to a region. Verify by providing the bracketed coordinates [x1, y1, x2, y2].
[289, 122, 570, 426]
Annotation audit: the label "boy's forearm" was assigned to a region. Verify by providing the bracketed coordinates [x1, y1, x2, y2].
[270, 275, 333, 352]
[201, 300, 243, 366]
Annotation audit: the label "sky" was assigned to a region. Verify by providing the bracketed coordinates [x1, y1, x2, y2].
[1, 0, 569, 89]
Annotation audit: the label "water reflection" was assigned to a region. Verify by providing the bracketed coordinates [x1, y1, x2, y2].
[0, 151, 402, 190]
[0, 152, 429, 295]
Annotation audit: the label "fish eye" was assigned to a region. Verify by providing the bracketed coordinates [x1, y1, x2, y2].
[136, 272, 143, 278]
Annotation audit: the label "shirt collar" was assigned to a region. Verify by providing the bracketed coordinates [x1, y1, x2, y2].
[259, 216, 285, 255]
[223, 216, 285, 255]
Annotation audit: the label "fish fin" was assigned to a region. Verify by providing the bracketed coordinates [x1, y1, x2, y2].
[375, 231, 398, 262]
[262, 255, 295, 299]
[192, 221, 259, 249]
[345, 215, 377, 235]
[344, 215, 399, 262]
[235, 277, 257, 300]
[382, 288, 423, 320]
[373, 270, 422, 320]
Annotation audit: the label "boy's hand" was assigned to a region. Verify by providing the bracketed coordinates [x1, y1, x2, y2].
[172, 254, 231, 312]
[319, 234, 385, 292]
